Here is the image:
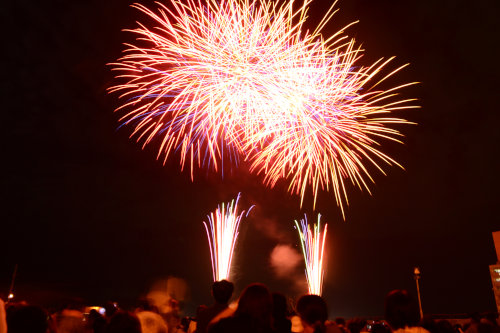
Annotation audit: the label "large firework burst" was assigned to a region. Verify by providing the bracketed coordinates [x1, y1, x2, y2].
[203, 193, 253, 281]
[109, 0, 312, 176]
[110, 0, 417, 215]
[295, 214, 328, 296]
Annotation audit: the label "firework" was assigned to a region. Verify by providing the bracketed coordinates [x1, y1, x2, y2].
[295, 214, 328, 296]
[109, 0, 315, 176]
[244, 49, 417, 217]
[203, 193, 253, 281]
[110, 0, 417, 214]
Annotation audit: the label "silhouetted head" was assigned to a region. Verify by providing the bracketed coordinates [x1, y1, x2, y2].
[212, 280, 234, 304]
[371, 323, 391, 333]
[469, 312, 482, 324]
[272, 292, 288, 319]
[296, 295, 328, 333]
[6, 305, 48, 333]
[104, 301, 119, 318]
[107, 311, 141, 333]
[335, 317, 346, 327]
[436, 320, 456, 333]
[347, 318, 367, 333]
[384, 290, 420, 330]
[87, 309, 106, 333]
[235, 283, 273, 327]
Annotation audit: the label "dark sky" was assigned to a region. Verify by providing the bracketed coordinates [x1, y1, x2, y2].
[2, 0, 500, 318]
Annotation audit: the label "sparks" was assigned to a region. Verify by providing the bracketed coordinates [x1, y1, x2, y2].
[203, 193, 253, 281]
[295, 214, 328, 296]
[110, 0, 417, 215]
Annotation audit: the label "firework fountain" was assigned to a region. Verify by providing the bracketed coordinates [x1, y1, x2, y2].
[109, 0, 417, 216]
[295, 214, 328, 296]
[203, 193, 253, 281]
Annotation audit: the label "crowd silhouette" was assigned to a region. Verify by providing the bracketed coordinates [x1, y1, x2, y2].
[0, 283, 498, 333]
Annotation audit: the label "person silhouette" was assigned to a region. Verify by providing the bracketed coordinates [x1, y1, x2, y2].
[195, 280, 234, 333]
[384, 290, 429, 333]
[208, 283, 275, 333]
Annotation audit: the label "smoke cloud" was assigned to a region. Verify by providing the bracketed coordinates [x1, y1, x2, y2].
[147, 276, 190, 314]
[251, 213, 290, 242]
[269, 244, 302, 278]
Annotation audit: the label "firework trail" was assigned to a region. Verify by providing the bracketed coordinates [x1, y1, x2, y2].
[295, 214, 328, 296]
[110, 0, 417, 215]
[203, 193, 253, 281]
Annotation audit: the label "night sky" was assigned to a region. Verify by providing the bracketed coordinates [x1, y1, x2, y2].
[2, 0, 500, 318]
